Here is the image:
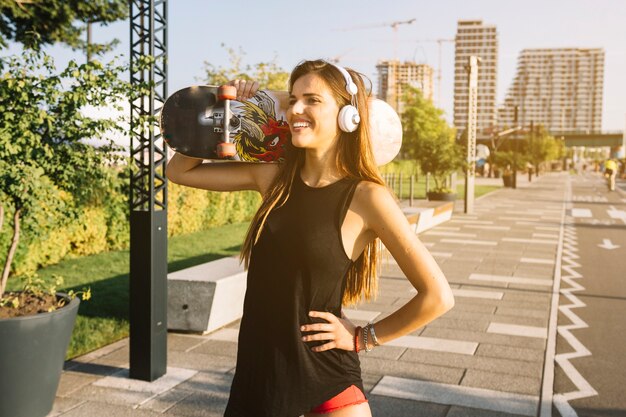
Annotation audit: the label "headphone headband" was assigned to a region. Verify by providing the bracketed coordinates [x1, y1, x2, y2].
[328, 62, 358, 96]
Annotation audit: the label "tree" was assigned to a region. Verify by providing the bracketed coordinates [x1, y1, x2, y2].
[202, 44, 290, 90]
[526, 125, 559, 176]
[401, 86, 463, 192]
[0, 47, 131, 300]
[0, 0, 128, 57]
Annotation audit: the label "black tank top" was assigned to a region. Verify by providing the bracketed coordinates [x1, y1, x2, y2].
[225, 172, 365, 417]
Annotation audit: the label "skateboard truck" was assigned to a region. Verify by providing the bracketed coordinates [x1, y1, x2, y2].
[217, 85, 237, 158]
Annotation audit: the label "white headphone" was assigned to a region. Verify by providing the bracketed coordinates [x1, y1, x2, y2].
[328, 62, 361, 133]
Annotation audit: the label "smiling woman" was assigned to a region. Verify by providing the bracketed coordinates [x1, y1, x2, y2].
[166, 59, 454, 417]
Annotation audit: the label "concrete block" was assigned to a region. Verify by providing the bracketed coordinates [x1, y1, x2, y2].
[168, 257, 247, 333]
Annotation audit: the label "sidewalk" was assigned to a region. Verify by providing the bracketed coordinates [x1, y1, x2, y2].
[50, 172, 565, 417]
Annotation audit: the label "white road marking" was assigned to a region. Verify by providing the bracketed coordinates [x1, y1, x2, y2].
[441, 239, 498, 246]
[469, 273, 553, 287]
[570, 208, 592, 218]
[463, 225, 511, 231]
[516, 221, 558, 227]
[536, 226, 560, 231]
[388, 335, 478, 355]
[502, 237, 559, 245]
[499, 216, 540, 222]
[607, 207, 626, 224]
[553, 221, 598, 416]
[430, 252, 453, 258]
[452, 288, 504, 300]
[449, 219, 494, 225]
[372, 376, 539, 417]
[532, 233, 559, 238]
[424, 231, 477, 237]
[488, 322, 547, 339]
[520, 257, 554, 265]
[597, 239, 620, 250]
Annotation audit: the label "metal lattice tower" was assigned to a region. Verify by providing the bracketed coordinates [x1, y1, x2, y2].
[129, 0, 168, 381]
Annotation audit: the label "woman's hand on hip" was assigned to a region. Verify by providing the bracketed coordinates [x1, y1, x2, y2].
[300, 310, 356, 352]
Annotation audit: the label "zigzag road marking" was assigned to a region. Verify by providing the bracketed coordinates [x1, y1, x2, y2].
[553, 220, 598, 416]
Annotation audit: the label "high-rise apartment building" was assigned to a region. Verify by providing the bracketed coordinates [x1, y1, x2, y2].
[453, 20, 498, 137]
[498, 48, 604, 132]
[376, 60, 434, 113]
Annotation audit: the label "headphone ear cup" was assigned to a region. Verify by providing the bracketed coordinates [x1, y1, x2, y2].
[338, 105, 360, 133]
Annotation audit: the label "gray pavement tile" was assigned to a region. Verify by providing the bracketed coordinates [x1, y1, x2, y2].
[362, 372, 383, 393]
[65, 384, 154, 407]
[399, 348, 543, 378]
[446, 405, 528, 417]
[92, 345, 130, 366]
[475, 343, 545, 363]
[188, 339, 238, 357]
[513, 267, 555, 278]
[460, 369, 541, 396]
[139, 388, 194, 413]
[57, 401, 168, 417]
[361, 344, 407, 360]
[507, 282, 555, 291]
[167, 333, 211, 352]
[441, 302, 497, 314]
[450, 278, 510, 289]
[56, 371, 100, 397]
[164, 390, 229, 417]
[168, 351, 236, 373]
[496, 306, 549, 319]
[360, 356, 464, 384]
[501, 291, 551, 303]
[425, 317, 491, 332]
[368, 395, 450, 417]
[175, 370, 233, 394]
[48, 396, 86, 417]
[444, 309, 547, 328]
[421, 327, 547, 351]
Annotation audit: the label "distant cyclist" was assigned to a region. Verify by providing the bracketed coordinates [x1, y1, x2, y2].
[604, 158, 617, 191]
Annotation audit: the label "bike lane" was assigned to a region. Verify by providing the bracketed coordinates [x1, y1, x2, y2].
[552, 173, 626, 417]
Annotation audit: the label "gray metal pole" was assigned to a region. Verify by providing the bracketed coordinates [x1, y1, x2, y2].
[464, 56, 479, 214]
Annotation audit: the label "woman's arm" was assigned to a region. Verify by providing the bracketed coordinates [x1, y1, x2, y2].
[166, 154, 278, 194]
[165, 79, 279, 194]
[357, 182, 455, 347]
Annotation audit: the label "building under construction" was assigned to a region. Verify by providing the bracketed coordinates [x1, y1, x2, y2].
[376, 60, 434, 113]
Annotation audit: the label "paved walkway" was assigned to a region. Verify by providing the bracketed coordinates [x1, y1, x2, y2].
[50, 172, 568, 417]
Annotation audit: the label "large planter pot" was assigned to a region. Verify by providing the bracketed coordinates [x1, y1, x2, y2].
[0, 293, 79, 417]
[427, 191, 457, 201]
[502, 174, 513, 187]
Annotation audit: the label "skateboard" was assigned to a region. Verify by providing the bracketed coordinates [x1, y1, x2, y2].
[160, 85, 402, 166]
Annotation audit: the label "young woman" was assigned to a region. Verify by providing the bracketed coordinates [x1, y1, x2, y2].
[166, 60, 454, 417]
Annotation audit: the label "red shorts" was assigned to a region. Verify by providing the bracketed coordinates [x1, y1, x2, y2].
[310, 384, 368, 414]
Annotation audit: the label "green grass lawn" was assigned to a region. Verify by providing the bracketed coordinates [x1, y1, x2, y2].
[7, 182, 500, 360]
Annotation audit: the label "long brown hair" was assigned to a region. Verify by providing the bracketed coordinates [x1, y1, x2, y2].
[240, 59, 385, 306]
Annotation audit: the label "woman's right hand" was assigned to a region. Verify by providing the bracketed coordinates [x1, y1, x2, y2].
[227, 79, 259, 101]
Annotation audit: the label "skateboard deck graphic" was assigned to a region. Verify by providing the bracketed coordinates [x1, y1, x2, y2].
[160, 85, 402, 165]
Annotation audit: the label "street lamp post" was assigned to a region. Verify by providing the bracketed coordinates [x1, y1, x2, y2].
[464, 56, 480, 214]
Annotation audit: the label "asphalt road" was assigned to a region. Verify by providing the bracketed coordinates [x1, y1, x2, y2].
[553, 173, 626, 417]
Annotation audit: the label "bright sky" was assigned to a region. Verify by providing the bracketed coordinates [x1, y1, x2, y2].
[4, 0, 626, 130]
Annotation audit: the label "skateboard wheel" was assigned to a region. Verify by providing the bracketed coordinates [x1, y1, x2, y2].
[218, 85, 237, 101]
[217, 142, 236, 158]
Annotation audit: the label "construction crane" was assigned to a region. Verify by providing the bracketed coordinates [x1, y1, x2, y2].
[335, 18, 416, 60]
[413, 38, 455, 106]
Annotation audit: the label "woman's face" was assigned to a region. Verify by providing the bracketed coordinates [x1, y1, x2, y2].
[286, 73, 341, 151]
